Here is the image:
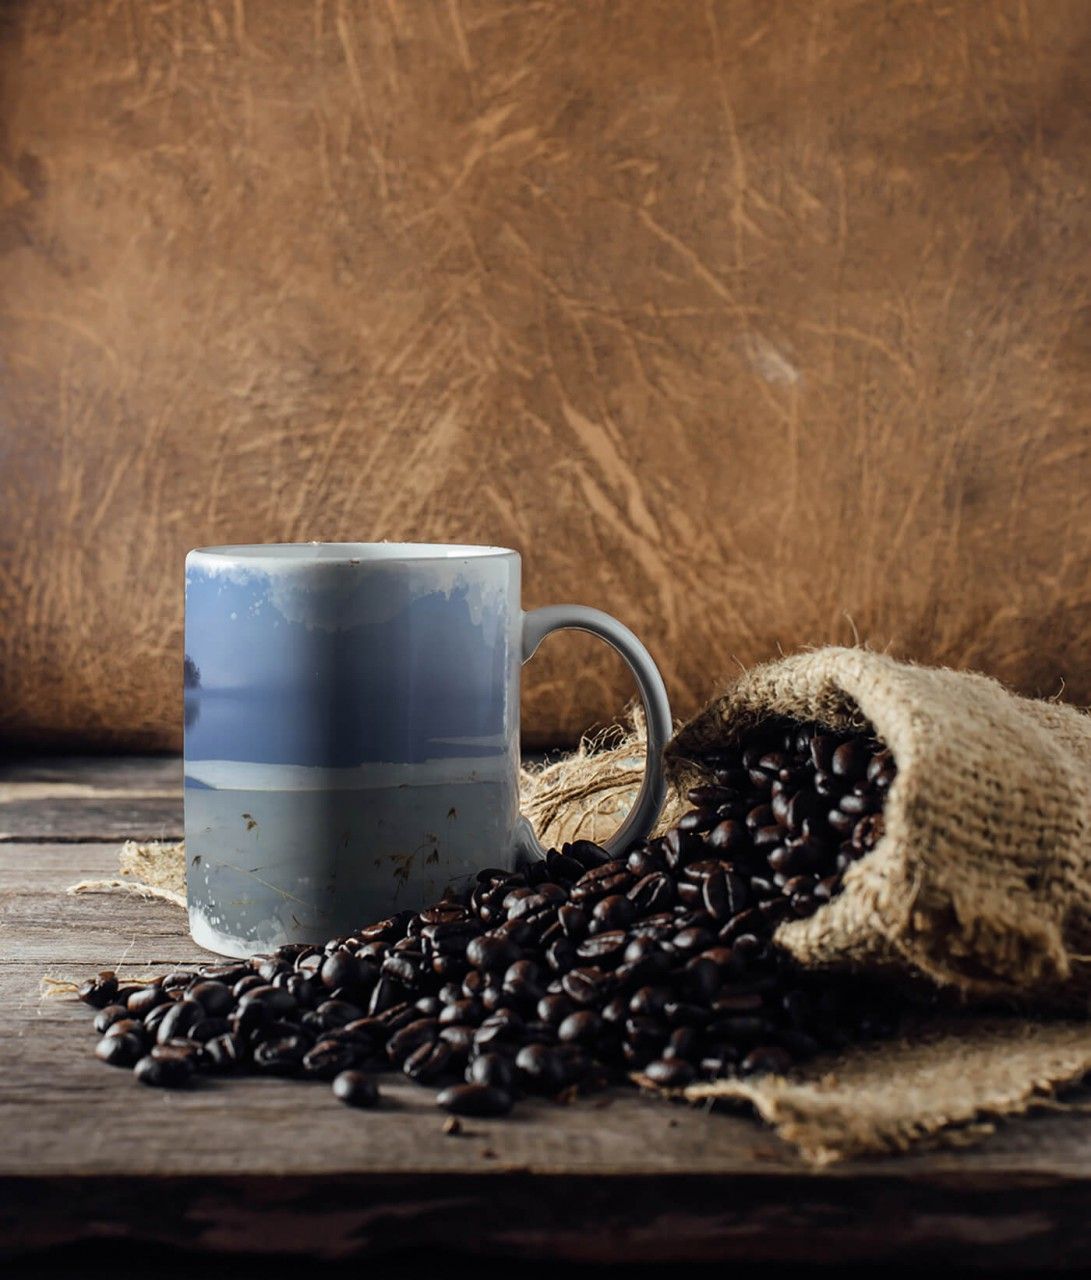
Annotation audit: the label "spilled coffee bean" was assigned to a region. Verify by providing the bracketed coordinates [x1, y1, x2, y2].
[77, 718, 900, 1119]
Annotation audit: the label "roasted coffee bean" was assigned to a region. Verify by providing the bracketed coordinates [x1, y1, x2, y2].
[320, 950, 361, 992]
[437, 1082, 512, 1117]
[576, 931, 628, 963]
[386, 1018, 439, 1065]
[557, 1010, 601, 1046]
[627, 872, 674, 914]
[643, 1058, 695, 1087]
[439, 997, 483, 1027]
[401, 1039, 452, 1084]
[197, 962, 250, 984]
[467, 1051, 515, 1091]
[95, 1032, 143, 1067]
[151, 1039, 205, 1068]
[253, 1036, 308, 1075]
[126, 985, 169, 1018]
[707, 819, 749, 855]
[188, 1017, 230, 1044]
[103, 1017, 147, 1043]
[562, 967, 613, 1006]
[465, 934, 518, 973]
[663, 1026, 699, 1062]
[93, 1004, 130, 1034]
[232, 973, 265, 999]
[564, 840, 612, 870]
[514, 1043, 567, 1094]
[202, 1033, 246, 1071]
[831, 739, 867, 780]
[78, 971, 119, 1009]
[741, 1045, 795, 1075]
[133, 1053, 192, 1088]
[154, 999, 202, 1044]
[186, 980, 234, 1018]
[677, 808, 720, 834]
[663, 828, 702, 868]
[332, 1070, 380, 1107]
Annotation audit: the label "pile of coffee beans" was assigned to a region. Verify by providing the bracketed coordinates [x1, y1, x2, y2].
[78, 719, 900, 1118]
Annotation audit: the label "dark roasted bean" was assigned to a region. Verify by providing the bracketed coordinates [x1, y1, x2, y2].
[467, 1051, 515, 1091]
[155, 999, 203, 1043]
[93, 1004, 130, 1034]
[437, 1081, 512, 1116]
[187, 980, 234, 1018]
[133, 1053, 192, 1088]
[95, 1032, 144, 1066]
[643, 1058, 695, 1087]
[332, 1070, 380, 1107]
[386, 1018, 439, 1065]
[741, 1045, 795, 1075]
[126, 985, 169, 1018]
[78, 971, 119, 1009]
[203, 1032, 246, 1071]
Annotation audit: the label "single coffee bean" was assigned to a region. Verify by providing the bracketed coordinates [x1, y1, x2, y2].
[401, 1037, 452, 1083]
[95, 1032, 144, 1067]
[93, 1004, 130, 1034]
[332, 1070, 381, 1108]
[557, 1010, 602, 1045]
[515, 1043, 567, 1094]
[133, 1053, 192, 1088]
[203, 1033, 246, 1071]
[77, 971, 119, 1009]
[643, 1058, 695, 1087]
[741, 1045, 795, 1075]
[436, 1082, 513, 1117]
[126, 985, 169, 1018]
[156, 999, 203, 1044]
[562, 967, 612, 1006]
[467, 1052, 515, 1091]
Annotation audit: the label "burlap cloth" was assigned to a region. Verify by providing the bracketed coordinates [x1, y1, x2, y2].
[71, 648, 1091, 1163]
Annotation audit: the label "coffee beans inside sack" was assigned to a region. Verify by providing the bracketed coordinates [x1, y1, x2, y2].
[78, 716, 914, 1115]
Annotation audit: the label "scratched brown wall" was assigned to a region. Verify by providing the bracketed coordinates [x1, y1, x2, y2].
[1, 1, 1089, 751]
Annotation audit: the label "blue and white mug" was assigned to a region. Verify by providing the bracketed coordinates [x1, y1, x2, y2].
[183, 543, 671, 957]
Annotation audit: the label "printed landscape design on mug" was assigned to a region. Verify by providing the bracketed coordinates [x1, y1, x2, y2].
[184, 547, 520, 956]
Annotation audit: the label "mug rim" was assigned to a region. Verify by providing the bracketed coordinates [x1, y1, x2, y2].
[188, 541, 518, 564]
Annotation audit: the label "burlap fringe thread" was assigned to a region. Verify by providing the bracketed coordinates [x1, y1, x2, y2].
[60, 677, 1091, 1164]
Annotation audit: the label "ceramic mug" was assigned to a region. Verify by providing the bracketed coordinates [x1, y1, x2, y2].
[183, 542, 671, 957]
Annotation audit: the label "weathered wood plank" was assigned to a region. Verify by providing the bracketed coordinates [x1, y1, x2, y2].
[0, 755, 182, 792]
[4, 1168, 1091, 1266]
[0, 796, 183, 842]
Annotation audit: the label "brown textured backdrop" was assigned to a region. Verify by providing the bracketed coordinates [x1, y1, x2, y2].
[1, 0, 1089, 751]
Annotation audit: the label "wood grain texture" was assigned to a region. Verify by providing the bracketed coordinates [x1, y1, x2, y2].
[0, 1, 1089, 751]
[6, 762, 1091, 1263]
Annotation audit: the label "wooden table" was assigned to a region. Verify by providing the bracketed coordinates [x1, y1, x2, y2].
[3, 756, 1091, 1269]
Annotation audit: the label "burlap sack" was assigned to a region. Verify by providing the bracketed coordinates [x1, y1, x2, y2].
[666, 647, 1091, 1008]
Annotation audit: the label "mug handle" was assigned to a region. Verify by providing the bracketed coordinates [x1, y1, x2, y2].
[517, 605, 672, 861]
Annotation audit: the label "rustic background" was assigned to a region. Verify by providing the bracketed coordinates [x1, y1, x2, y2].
[1, 0, 1089, 751]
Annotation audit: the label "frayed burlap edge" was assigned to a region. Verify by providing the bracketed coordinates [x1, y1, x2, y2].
[68, 839, 186, 907]
[644, 1016, 1091, 1165]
